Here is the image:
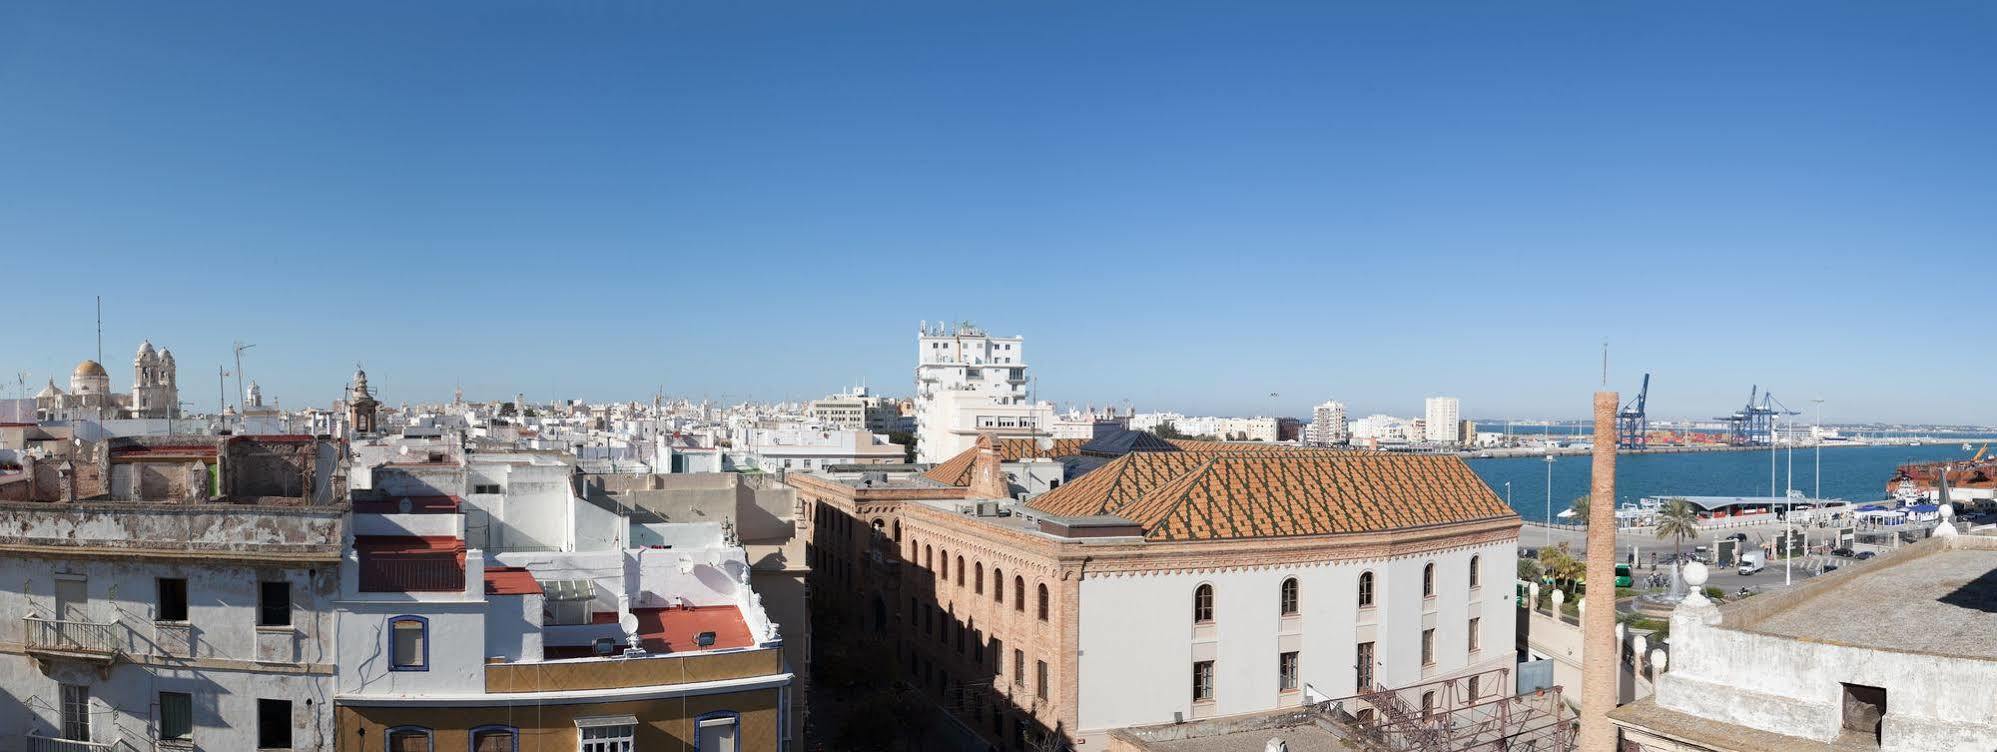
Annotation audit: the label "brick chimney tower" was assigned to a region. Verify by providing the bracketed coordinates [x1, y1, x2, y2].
[967, 433, 1010, 499]
[1579, 391, 1621, 750]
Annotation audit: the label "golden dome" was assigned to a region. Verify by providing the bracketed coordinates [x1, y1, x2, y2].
[73, 360, 108, 378]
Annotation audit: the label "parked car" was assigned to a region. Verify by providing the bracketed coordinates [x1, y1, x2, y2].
[1831, 547, 1856, 558]
[1855, 551, 1877, 560]
[1725, 532, 1749, 542]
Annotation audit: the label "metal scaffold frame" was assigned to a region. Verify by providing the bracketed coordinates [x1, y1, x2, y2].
[1310, 668, 1577, 752]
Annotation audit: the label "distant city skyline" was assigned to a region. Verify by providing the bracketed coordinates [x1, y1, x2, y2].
[5, 3, 1994, 424]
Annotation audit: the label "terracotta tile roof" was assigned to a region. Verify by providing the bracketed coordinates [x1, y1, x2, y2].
[483, 566, 543, 596]
[1078, 430, 1181, 457]
[1026, 452, 1514, 541]
[1165, 438, 1316, 453]
[922, 438, 1087, 486]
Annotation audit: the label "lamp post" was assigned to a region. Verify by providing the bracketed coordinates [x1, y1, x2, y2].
[1813, 398, 1825, 501]
[1544, 452, 1555, 547]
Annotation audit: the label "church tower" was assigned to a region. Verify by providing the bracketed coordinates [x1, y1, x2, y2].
[348, 367, 380, 435]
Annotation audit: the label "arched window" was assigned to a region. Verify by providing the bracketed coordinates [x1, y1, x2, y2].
[871, 518, 885, 536]
[469, 725, 517, 752]
[993, 568, 1005, 604]
[1036, 583, 1050, 621]
[388, 615, 428, 671]
[384, 725, 432, 752]
[1469, 555, 1481, 589]
[1422, 562, 1436, 598]
[1013, 576, 1025, 612]
[892, 519, 902, 542]
[956, 556, 965, 587]
[925, 545, 934, 570]
[1421, 691, 1436, 719]
[1358, 571, 1375, 608]
[1280, 577, 1299, 616]
[975, 563, 984, 594]
[1193, 583, 1214, 623]
[940, 550, 949, 580]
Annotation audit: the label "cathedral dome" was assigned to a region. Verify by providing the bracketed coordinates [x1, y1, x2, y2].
[74, 360, 108, 378]
[135, 340, 157, 363]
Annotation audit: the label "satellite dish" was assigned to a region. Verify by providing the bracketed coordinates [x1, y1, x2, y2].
[618, 612, 639, 636]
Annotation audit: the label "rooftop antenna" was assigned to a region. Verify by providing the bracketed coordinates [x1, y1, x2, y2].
[1600, 339, 1609, 387]
[95, 296, 103, 366]
[233, 341, 255, 413]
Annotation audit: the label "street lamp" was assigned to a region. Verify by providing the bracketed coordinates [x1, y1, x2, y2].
[1544, 453, 1555, 548]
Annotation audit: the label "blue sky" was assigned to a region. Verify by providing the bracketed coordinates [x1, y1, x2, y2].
[3, 2, 1993, 423]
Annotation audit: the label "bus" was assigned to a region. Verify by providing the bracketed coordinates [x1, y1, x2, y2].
[1614, 563, 1633, 588]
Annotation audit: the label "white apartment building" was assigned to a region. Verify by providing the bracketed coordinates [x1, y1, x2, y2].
[1307, 401, 1348, 446]
[1349, 414, 1412, 443]
[730, 424, 906, 473]
[807, 386, 911, 434]
[913, 322, 1054, 463]
[1130, 413, 1279, 442]
[1425, 397, 1461, 445]
[0, 435, 345, 752]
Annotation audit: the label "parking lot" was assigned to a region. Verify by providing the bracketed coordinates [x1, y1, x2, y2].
[1519, 518, 1908, 596]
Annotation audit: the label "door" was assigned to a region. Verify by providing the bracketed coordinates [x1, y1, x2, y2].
[55, 578, 87, 622]
[698, 717, 739, 752]
[60, 684, 90, 742]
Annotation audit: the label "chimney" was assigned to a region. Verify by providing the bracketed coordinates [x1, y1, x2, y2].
[967, 433, 1009, 499]
[1579, 391, 1620, 750]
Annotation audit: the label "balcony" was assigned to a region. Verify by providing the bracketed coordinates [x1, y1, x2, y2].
[358, 554, 466, 592]
[23, 616, 120, 664]
[26, 734, 116, 752]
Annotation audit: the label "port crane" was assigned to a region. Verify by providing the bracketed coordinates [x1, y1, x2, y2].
[1719, 386, 1801, 446]
[1617, 373, 1650, 450]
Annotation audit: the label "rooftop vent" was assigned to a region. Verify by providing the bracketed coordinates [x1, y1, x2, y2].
[695, 631, 717, 648]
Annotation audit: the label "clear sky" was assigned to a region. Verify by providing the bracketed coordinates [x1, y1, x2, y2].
[3, 2, 1993, 424]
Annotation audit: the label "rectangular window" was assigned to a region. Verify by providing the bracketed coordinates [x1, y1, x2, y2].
[257, 698, 292, 749]
[578, 721, 635, 752]
[391, 617, 427, 670]
[697, 715, 739, 752]
[1468, 617, 1481, 653]
[1421, 628, 1436, 666]
[1279, 651, 1300, 691]
[61, 684, 89, 742]
[158, 577, 188, 622]
[160, 691, 193, 741]
[1192, 660, 1215, 702]
[1356, 641, 1375, 689]
[1013, 649, 1025, 687]
[258, 581, 290, 627]
[1036, 660, 1049, 700]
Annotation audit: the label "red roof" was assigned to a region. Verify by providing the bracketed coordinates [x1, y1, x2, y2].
[353, 535, 464, 553]
[484, 566, 543, 596]
[546, 605, 753, 658]
[353, 495, 463, 515]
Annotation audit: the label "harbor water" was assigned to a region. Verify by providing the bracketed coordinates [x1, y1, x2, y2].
[1467, 442, 1988, 524]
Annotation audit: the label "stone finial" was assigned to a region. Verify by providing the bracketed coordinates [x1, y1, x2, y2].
[967, 432, 1009, 499]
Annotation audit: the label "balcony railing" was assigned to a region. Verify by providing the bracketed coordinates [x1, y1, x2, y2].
[26, 734, 116, 752]
[358, 555, 466, 592]
[23, 616, 119, 655]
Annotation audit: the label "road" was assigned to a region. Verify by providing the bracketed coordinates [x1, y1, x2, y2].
[1517, 519, 1899, 594]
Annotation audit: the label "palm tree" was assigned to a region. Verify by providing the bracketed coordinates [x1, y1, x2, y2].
[1656, 498, 1701, 572]
[1567, 495, 1591, 526]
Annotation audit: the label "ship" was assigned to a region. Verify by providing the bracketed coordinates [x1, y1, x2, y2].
[1885, 443, 1996, 502]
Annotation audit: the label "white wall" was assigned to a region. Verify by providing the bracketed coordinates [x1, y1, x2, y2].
[334, 599, 491, 697]
[0, 557, 335, 750]
[1075, 540, 1515, 734]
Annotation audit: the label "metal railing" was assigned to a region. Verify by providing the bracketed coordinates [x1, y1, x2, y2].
[23, 617, 118, 654]
[26, 735, 116, 752]
[358, 555, 465, 592]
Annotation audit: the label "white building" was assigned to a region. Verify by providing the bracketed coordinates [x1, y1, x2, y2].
[731, 424, 906, 473]
[0, 435, 344, 752]
[1424, 397, 1460, 445]
[1307, 400, 1348, 446]
[1613, 532, 1997, 751]
[1349, 414, 1412, 443]
[913, 322, 1054, 463]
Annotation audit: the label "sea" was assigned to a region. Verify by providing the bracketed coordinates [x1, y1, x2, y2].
[1466, 442, 1993, 524]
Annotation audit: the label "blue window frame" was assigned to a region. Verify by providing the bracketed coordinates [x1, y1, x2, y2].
[468, 725, 518, 752]
[384, 725, 433, 751]
[693, 710, 741, 752]
[388, 615, 429, 672]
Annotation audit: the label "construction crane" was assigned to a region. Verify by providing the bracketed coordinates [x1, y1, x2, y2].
[1717, 386, 1802, 446]
[1617, 373, 1650, 450]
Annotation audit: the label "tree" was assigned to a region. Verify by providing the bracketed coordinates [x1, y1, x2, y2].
[1537, 542, 1583, 590]
[1517, 557, 1544, 583]
[1568, 495, 1591, 526]
[1655, 498, 1701, 570]
[1154, 421, 1190, 439]
[886, 431, 917, 463]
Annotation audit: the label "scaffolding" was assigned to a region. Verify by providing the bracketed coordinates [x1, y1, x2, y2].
[1310, 668, 1576, 752]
